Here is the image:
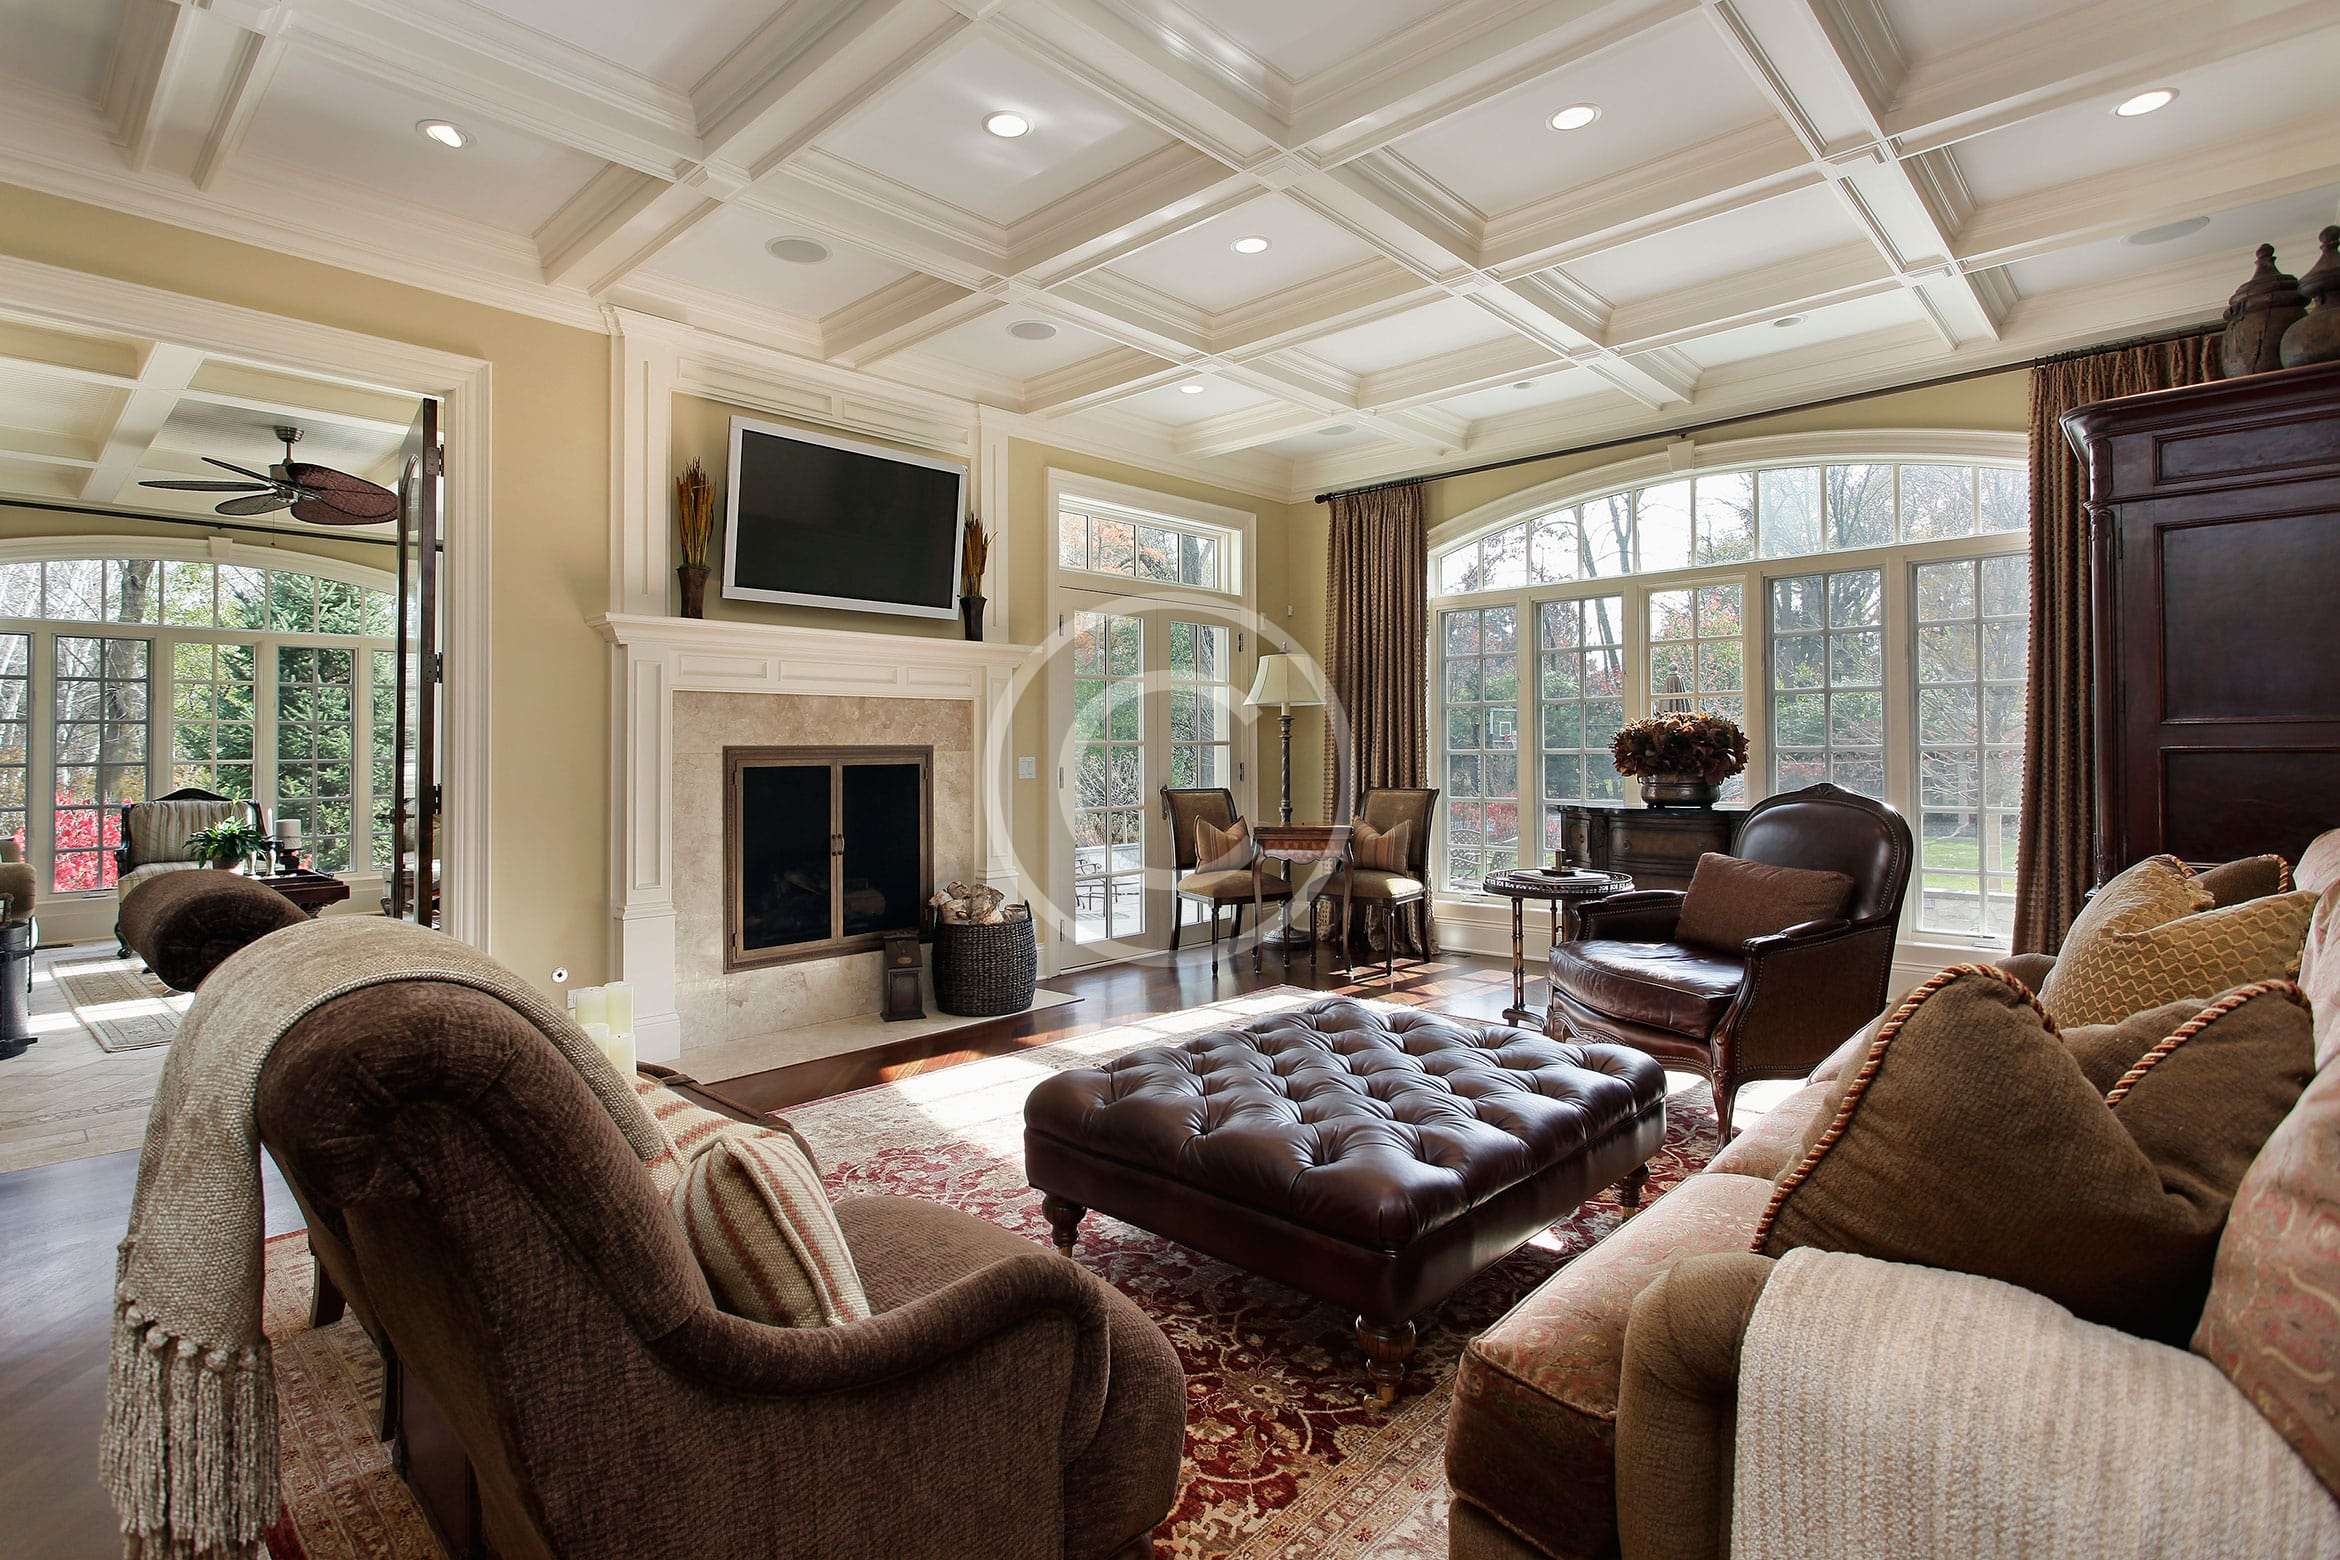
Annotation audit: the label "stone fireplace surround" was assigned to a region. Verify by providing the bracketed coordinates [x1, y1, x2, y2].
[595, 614, 1028, 1063]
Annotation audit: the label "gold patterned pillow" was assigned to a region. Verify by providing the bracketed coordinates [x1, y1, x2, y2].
[1351, 819, 1411, 872]
[2041, 871, 2315, 1028]
[674, 1133, 870, 1327]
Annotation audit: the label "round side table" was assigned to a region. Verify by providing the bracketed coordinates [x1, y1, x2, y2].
[1481, 868, 1634, 1028]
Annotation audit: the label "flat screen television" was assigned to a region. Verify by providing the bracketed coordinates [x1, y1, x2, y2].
[722, 417, 967, 620]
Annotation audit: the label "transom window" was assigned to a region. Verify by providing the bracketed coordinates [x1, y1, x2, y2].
[0, 549, 397, 895]
[1430, 452, 2029, 945]
[1056, 501, 1238, 594]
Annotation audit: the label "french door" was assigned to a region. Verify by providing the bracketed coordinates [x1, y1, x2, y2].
[1050, 592, 1249, 969]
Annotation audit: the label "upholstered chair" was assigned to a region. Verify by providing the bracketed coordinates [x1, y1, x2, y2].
[1546, 782, 1912, 1138]
[1325, 786, 1439, 983]
[256, 979, 1186, 1560]
[112, 785, 265, 953]
[1163, 786, 1288, 966]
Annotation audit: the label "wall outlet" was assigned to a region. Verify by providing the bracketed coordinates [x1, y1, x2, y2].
[1017, 755, 1037, 780]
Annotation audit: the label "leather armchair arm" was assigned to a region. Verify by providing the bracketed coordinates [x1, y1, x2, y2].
[1575, 889, 1686, 942]
[1723, 920, 1899, 1082]
[1739, 917, 1849, 954]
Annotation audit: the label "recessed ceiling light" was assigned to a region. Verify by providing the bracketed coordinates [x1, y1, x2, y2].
[1231, 235, 1271, 255]
[417, 120, 468, 149]
[983, 111, 1030, 139]
[1320, 424, 1354, 436]
[1179, 383, 1207, 395]
[1773, 314, 1807, 328]
[2126, 216, 2211, 246]
[1512, 380, 1537, 390]
[2114, 88, 2176, 117]
[1548, 103, 1602, 131]
[1007, 320, 1058, 341]
[766, 237, 830, 264]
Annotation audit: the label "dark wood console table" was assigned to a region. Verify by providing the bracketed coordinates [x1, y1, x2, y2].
[1549, 803, 1743, 892]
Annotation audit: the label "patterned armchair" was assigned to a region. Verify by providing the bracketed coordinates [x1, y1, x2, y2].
[113, 786, 265, 952]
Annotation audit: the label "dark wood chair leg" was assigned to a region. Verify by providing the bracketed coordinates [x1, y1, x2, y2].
[1041, 1194, 1087, 1255]
[1617, 1162, 1651, 1215]
[1383, 902, 1396, 984]
[376, 1346, 403, 1445]
[1170, 900, 1183, 951]
[310, 1254, 347, 1329]
[1356, 1315, 1418, 1407]
[1713, 1076, 1737, 1144]
[1209, 901, 1221, 973]
[1231, 902, 1244, 940]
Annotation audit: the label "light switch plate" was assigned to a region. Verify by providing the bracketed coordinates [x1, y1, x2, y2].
[1017, 755, 1038, 779]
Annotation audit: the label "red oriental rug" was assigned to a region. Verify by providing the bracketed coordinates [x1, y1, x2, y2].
[257, 989, 1719, 1559]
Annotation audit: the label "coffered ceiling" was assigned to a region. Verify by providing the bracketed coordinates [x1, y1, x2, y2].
[1, 0, 2335, 499]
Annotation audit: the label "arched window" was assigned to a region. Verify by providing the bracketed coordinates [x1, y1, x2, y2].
[1428, 441, 2029, 944]
[0, 543, 400, 895]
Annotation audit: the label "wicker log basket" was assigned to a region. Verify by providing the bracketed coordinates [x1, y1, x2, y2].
[931, 904, 1038, 1016]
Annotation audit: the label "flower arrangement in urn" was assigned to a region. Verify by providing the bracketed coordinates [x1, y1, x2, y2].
[1609, 712, 1748, 808]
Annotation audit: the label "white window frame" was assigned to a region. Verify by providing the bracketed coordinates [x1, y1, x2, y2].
[0, 537, 398, 904]
[1425, 430, 2027, 955]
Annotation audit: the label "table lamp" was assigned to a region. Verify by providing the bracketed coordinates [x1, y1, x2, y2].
[1244, 654, 1324, 826]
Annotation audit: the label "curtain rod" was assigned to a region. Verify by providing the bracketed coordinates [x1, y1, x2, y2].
[0, 496, 412, 551]
[1312, 320, 2224, 505]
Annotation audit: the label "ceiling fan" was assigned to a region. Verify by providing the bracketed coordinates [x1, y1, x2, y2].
[140, 425, 400, 525]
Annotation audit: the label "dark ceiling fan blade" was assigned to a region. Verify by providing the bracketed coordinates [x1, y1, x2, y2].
[139, 479, 273, 492]
[215, 493, 295, 517]
[202, 456, 288, 486]
[285, 463, 400, 523]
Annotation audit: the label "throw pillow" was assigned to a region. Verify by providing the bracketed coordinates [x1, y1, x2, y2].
[2298, 887, 2340, 1070]
[2192, 1032, 2340, 1500]
[2038, 854, 2313, 1026]
[2062, 996, 2217, 1094]
[2197, 854, 2294, 907]
[673, 1133, 870, 1327]
[1753, 965, 2312, 1342]
[1350, 819, 1411, 873]
[2298, 828, 2340, 897]
[1674, 853, 1854, 952]
[1193, 816, 1254, 873]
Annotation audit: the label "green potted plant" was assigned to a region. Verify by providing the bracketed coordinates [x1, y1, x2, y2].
[1609, 712, 1748, 808]
[187, 817, 271, 873]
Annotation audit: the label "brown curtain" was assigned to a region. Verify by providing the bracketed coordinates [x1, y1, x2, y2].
[1321, 481, 1432, 955]
[2014, 332, 2222, 953]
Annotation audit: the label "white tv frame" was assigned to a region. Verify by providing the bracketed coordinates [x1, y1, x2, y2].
[721, 415, 969, 620]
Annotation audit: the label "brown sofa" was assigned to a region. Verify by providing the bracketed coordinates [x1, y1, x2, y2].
[255, 978, 1185, 1560]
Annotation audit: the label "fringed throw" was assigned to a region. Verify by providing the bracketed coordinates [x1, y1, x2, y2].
[101, 916, 675, 1560]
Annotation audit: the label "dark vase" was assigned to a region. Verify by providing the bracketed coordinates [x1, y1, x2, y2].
[2279, 226, 2340, 369]
[1639, 774, 1718, 808]
[960, 593, 985, 642]
[2221, 243, 2306, 377]
[677, 564, 709, 619]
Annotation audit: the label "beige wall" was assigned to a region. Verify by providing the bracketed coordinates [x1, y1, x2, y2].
[0, 182, 608, 992]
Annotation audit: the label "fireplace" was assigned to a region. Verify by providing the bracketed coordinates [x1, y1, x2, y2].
[724, 745, 931, 970]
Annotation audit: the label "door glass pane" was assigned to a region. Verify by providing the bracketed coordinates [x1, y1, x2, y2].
[1441, 605, 1519, 888]
[54, 634, 148, 891]
[1168, 619, 1231, 794]
[275, 644, 357, 872]
[1069, 610, 1146, 944]
[1914, 557, 2026, 938]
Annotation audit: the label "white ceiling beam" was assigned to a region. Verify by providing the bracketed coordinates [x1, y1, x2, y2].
[1021, 349, 1185, 416]
[81, 342, 205, 504]
[1883, 0, 2340, 157]
[192, 29, 290, 191]
[820, 276, 993, 369]
[100, 0, 203, 172]
[1954, 111, 2340, 270]
[1603, 242, 1896, 351]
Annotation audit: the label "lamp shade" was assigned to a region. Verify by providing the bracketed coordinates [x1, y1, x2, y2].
[1245, 654, 1323, 711]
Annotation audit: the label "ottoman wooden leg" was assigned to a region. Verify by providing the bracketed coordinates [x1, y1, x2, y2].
[1617, 1162, 1651, 1214]
[1042, 1194, 1087, 1255]
[1356, 1315, 1417, 1407]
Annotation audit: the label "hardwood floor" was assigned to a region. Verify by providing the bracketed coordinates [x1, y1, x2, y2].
[0, 941, 1515, 1554]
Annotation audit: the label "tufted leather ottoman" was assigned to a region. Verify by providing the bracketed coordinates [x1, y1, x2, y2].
[1023, 997, 1666, 1404]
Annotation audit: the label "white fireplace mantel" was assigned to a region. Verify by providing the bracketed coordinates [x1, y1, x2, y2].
[594, 612, 1036, 1060]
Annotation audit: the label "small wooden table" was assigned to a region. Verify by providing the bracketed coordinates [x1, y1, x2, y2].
[1481, 868, 1634, 1027]
[255, 869, 352, 917]
[1252, 823, 1350, 971]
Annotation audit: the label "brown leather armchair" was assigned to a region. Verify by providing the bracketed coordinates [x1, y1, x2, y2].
[1545, 783, 1911, 1139]
[256, 977, 1185, 1560]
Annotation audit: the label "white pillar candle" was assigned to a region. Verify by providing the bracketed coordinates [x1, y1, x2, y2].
[603, 981, 635, 1038]
[274, 818, 302, 845]
[572, 985, 608, 1030]
[580, 1020, 630, 1077]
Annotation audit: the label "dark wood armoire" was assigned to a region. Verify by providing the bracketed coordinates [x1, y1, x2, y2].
[2062, 359, 2340, 883]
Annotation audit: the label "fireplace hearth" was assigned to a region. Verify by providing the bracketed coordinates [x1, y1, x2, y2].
[725, 745, 931, 970]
